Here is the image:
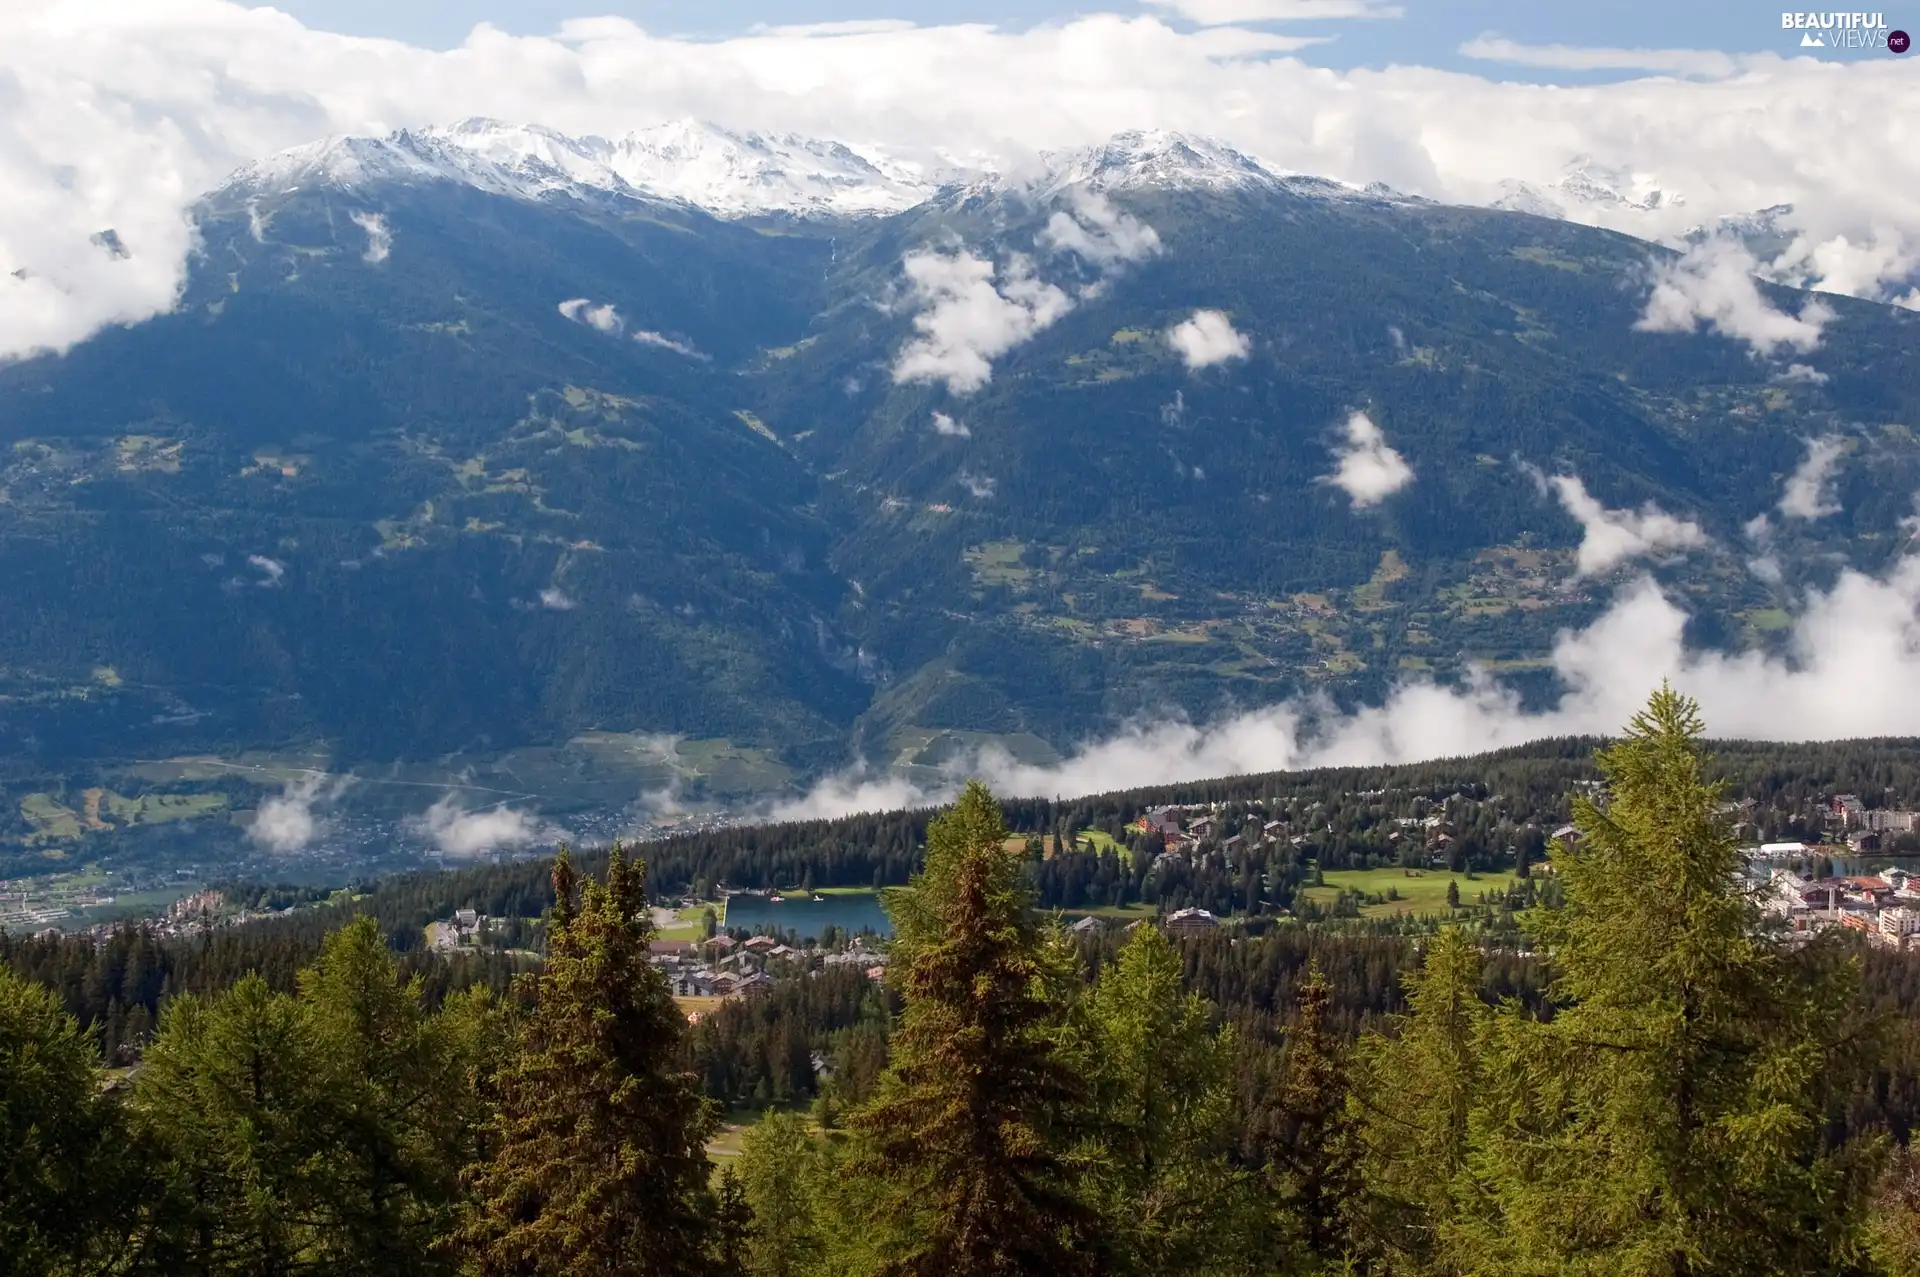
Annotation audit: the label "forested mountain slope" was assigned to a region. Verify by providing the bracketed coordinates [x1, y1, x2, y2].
[2, 127, 1916, 793]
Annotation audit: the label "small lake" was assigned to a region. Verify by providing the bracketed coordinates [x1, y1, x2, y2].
[723, 891, 893, 940]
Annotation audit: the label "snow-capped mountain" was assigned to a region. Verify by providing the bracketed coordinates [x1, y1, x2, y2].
[224, 118, 960, 219]
[1030, 129, 1287, 198]
[1490, 156, 1684, 220]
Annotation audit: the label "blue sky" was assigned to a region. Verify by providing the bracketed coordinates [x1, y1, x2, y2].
[259, 0, 1883, 79]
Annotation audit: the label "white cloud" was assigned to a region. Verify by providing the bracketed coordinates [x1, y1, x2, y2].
[1321, 410, 1412, 508]
[539, 586, 576, 610]
[931, 411, 971, 437]
[632, 328, 707, 358]
[409, 795, 568, 858]
[1773, 362, 1828, 385]
[1039, 191, 1162, 270]
[1166, 308, 1250, 368]
[778, 550, 1920, 817]
[958, 470, 997, 499]
[5, 6, 1920, 358]
[558, 297, 621, 333]
[248, 774, 343, 853]
[892, 249, 1072, 395]
[1143, 0, 1403, 24]
[349, 209, 390, 263]
[1779, 435, 1846, 519]
[1636, 238, 1834, 357]
[1547, 474, 1708, 576]
[247, 554, 285, 586]
[1460, 35, 1736, 78]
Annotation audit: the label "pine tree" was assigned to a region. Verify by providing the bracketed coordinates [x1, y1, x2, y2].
[459, 847, 718, 1277]
[847, 780, 1097, 1277]
[1262, 961, 1362, 1267]
[1450, 685, 1884, 1275]
[1353, 927, 1484, 1272]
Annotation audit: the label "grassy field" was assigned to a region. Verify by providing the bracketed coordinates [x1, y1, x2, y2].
[673, 995, 730, 1020]
[1062, 901, 1158, 923]
[654, 905, 713, 941]
[1298, 867, 1522, 918]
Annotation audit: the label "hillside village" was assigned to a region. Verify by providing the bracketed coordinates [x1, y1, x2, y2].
[1759, 794, 1920, 947]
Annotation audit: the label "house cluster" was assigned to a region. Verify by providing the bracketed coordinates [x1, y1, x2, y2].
[646, 932, 889, 1001]
[1826, 794, 1920, 853]
[1766, 866, 1920, 946]
[1136, 805, 1291, 867]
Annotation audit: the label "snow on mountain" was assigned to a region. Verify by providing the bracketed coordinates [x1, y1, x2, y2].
[222, 119, 1717, 246]
[224, 118, 956, 219]
[1030, 130, 1287, 199]
[1490, 156, 1684, 221]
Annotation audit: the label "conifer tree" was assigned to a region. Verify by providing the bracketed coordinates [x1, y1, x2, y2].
[0, 966, 113, 1276]
[460, 847, 717, 1277]
[847, 780, 1097, 1277]
[1450, 686, 1883, 1275]
[737, 1109, 823, 1277]
[1353, 927, 1483, 1272]
[131, 974, 331, 1273]
[298, 916, 478, 1274]
[1074, 923, 1253, 1276]
[1262, 961, 1362, 1267]
[712, 1166, 753, 1273]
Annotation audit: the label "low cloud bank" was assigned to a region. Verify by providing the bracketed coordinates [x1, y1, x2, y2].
[1636, 238, 1834, 358]
[770, 548, 1920, 820]
[349, 210, 390, 263]
[409, 796, 569, 858]
[1547, 474, 1708, 576]
[1779, 435, 1846, 520]
[248, 774, 346, 853]
[891, 250, 1071, 394]
[558, 297, 622, 332]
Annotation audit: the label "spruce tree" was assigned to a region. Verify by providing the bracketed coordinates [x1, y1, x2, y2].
[847, 780, 1097, 1277]
[1451, 686, 1883, 1275]
[460, 847, 718, 1277]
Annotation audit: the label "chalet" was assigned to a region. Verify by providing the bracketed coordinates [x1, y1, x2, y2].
[742, 935, 780, 954]
[735, 972, 774, 999]
[703, 934, 738, 955]
[1188, 816, 1218, 839]
[1068, 915, 1103, 935]
[1164, 907, 1220, 937]
[649, 939, 697, 959]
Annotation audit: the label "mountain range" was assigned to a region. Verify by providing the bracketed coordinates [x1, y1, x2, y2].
[1, 118, 1917, 826]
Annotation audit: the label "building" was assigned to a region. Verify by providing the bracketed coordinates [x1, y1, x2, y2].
[1881, 907, 1920, 941]
[1068, 915, 1103, 935]
[1866, 809, 1920, 834]
[1163, 907, 1220, 937]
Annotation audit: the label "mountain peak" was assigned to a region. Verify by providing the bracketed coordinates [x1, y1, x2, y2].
[1034, 129, 1282, 198]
